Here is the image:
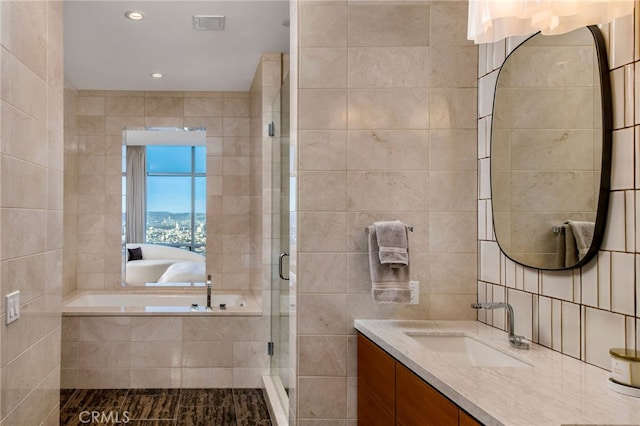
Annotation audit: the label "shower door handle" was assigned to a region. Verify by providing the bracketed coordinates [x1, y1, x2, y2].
[279, 252, 289, 281]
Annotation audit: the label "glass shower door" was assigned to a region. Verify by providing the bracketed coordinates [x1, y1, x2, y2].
[270, 74, 290, 403]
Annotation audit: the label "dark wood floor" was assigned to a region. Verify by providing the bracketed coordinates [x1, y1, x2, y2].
[60, 388, 272, 425]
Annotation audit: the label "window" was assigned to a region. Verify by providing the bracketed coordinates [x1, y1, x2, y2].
[145, 146, 206, 253]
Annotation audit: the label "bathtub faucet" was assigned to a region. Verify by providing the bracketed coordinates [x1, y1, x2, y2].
[471, 302, 529, 349]
[206, 275, 212, 311]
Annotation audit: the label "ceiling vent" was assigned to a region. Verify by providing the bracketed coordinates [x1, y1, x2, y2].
[192, 15, 225, 31]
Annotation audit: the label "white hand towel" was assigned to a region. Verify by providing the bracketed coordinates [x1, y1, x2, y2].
[368, 225, 410, 303]
[374, 220, 409, 268]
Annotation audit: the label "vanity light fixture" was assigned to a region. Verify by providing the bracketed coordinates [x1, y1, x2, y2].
[468, 0, 634, 43]
[150, 73, 163, 79]
[124, 10, 144, 21]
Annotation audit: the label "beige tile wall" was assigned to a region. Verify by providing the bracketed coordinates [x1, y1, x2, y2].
[288, 5, 300, 419]
[291, 0, 477, 423]
[477, 12, 640, 370]
[0, 1, 64, 424]
[250, 58, 265, 297]
[67, 90, 256, 292]
[249, 53, 284, 301]
[61, 314, 270, 389]
[64, 86, 79, 296]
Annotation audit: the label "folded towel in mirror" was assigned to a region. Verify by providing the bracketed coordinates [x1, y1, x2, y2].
[556, 221, 595, 267]
[564, 225, 578, 267]
[374, 220, 409, 268]
[568, 221, 594, 261]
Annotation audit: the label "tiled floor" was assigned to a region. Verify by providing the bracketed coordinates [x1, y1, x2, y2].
[60, 388, 272, 425]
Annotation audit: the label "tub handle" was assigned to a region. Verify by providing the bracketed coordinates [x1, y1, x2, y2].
[279, 252, 289, 281]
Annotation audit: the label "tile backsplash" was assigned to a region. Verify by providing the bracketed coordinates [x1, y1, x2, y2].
[477, 13, 639, 370]
[291, 0, 478, 423]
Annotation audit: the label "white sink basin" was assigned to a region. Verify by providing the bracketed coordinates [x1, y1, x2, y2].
[406, 333, 531, 368]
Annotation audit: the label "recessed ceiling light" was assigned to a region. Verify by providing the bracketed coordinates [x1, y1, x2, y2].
[150, 73, 163, 78]
[124, 11, 144, 21]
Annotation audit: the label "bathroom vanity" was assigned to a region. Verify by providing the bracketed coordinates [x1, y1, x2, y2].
[355, 320, 640, 426]
[358, 332, 480, 425]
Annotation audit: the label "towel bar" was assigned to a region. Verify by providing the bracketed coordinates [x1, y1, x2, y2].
[365, 225, 413, 233]
[552, 225, 563, 233]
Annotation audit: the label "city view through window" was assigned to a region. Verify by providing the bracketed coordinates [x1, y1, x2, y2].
[123, 145, 206, 254]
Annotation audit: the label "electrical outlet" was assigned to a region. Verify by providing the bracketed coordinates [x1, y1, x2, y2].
[409, 281, 419, 304]
[5, 291, 20, 325]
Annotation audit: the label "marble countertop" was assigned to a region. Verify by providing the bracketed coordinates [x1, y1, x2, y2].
[354, 319, 640, 426]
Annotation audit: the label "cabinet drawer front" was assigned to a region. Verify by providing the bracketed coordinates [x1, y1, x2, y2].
[396, 363, 458, 426]
[357, 334, 396, 423]
[358, 391, 395, 426]
[460, 410, 482, 426]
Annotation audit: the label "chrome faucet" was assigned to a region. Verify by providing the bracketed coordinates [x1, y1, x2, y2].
[206, 275, 212, 311]
[471, 302, 529, 349]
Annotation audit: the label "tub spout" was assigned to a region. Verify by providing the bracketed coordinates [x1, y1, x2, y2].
[206, 275, 212, 311]
[471, 302, 529, 349]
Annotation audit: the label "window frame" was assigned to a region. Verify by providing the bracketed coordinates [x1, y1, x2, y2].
[145, 145, 206, 253]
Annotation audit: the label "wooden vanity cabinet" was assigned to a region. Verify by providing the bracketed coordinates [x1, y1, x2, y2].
[396, 362, 458, 425]
[459, 410, 482, 426]
[357, 333, 482, 426]
[357, 333, 396, 425]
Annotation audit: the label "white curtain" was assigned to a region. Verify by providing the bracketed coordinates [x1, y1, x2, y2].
[126, 146, 146, 244]
[468, 0, 635, 44]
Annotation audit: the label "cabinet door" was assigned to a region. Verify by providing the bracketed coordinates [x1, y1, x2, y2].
[459, 410, 482, 426]
[396, 363, 458, 426]
[357, 333, 395, 426]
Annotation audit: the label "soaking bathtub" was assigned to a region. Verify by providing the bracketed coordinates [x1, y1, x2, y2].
[61, 289, 269, 389]
[62, 290, 261, 316]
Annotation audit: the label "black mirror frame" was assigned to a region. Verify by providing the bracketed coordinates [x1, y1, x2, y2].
[490, 25, 613, 271]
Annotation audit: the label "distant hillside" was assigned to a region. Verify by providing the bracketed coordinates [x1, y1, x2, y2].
[146, 212, 204, 225]
[147, 211, 191, 220]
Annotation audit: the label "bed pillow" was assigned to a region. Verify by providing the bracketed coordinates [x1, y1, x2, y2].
[128, 247, 143, 261]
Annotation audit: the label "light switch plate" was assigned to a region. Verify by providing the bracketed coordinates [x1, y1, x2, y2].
[5, 290, 20, 325]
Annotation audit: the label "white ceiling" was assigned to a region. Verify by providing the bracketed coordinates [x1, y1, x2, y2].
[64, 1, 290, 91]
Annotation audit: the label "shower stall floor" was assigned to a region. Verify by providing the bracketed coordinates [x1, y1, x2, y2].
[60, 388, 272, 425]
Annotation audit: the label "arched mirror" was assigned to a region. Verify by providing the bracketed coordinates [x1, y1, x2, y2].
[491, 26, 612, 270]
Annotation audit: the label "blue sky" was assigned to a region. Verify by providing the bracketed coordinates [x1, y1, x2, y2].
[124, 146, 206, 213]
[147, 176, 205, 213]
